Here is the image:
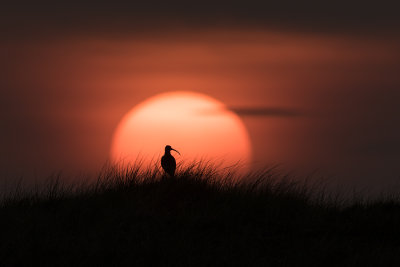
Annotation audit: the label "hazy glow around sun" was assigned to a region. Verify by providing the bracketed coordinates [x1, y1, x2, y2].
[111, 91, 252, 171]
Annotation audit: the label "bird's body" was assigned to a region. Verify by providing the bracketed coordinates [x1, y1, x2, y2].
[161, 145, 180, 177]
[161, 153, 176, 177]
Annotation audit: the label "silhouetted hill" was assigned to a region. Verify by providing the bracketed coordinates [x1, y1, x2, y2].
[1, 164, 400, 266]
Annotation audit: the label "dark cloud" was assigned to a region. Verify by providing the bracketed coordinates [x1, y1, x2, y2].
[199, 106, 302, 117]
[229, 107, 302, 117]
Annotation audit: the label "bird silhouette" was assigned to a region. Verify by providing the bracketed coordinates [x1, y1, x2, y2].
[161, 145, 180, 177]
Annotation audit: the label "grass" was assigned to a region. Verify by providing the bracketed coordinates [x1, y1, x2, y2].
[1, 162, 400, 266]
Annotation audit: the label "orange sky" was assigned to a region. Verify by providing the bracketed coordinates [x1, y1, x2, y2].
[1, 28, 400, 189]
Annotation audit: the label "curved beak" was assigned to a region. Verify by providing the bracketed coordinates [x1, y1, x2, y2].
[171, 148, 181, 155]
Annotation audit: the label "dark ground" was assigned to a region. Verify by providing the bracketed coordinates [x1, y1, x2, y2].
[1, 166, 400, 266]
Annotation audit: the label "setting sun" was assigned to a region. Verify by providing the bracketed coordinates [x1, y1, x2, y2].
[111, 91, 252, 170]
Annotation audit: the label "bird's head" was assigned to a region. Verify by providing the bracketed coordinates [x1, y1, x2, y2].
[165, 145, 180, 155]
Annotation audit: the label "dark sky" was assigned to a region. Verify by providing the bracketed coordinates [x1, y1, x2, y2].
[1, 1, 400, 193]
[2, 1, 400, 39]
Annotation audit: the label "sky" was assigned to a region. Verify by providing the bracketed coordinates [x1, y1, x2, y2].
[1, 1, 400, 190]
